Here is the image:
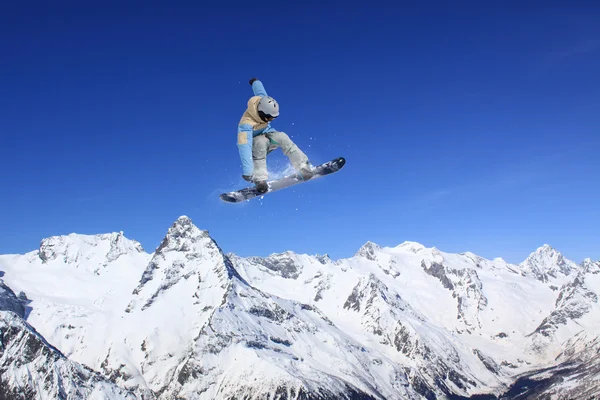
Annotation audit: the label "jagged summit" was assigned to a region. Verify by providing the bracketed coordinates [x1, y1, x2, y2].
[533, 244, 560, 258]
[129, 215, 236, 312]
[171, 215, 195, 231]
[154, 215, 211, 255]
[355, 241, 381, 261]
[519, 244, 577, 282]
[581, 258, 600, 274]
[165, 215, 202, 237]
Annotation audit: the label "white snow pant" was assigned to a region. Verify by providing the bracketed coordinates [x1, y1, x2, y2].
[252, 131, 308, 181]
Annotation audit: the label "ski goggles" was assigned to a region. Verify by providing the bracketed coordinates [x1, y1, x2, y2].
[258, 111, 278, 121]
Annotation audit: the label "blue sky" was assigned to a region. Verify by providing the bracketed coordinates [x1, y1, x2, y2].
[1, 2, 599, 264]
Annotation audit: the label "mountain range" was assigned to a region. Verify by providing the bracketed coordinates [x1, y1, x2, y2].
[1, 216, 598, 399]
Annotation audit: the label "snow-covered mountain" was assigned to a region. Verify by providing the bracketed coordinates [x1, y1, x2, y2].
[0, 216, 598, 399]
[0, 279, 138, 399]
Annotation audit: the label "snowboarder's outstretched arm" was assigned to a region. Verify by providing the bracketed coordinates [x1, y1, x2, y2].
[249, 78, 268, 97]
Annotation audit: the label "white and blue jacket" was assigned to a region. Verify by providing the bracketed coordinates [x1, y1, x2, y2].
[237, 80, 277, 176]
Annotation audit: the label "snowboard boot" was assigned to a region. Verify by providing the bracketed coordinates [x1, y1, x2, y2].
[255, 180, 268, 194]
[299, 163, 314, 181]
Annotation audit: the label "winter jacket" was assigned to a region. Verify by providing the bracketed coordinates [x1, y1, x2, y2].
[237, 80, 276, 176]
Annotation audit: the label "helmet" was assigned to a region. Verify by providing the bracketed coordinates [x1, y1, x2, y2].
[257, 96, 279, 121]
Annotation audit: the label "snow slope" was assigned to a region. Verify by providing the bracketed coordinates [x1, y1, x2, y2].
[0, 278, 138, 400]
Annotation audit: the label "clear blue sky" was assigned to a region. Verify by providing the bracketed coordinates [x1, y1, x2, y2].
[1, 2, 599, 264]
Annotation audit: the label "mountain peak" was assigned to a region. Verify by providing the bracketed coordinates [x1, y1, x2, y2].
[526, 244, 561, 262]
[129, 216, 235, 312]
[170, 215, 195, 233]
[396, 241, 426, 253]
[520, 244, 576, 282]
[581, 258, 600, 274]
[537, 244, 556, 254]
[106, 231, 145, 262]
[175, 215, 192, 224]
[355, 241, 381, 261]
[155, 216, 209, 254]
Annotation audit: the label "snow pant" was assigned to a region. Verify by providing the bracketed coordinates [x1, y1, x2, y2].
[252, 131, 308, 181]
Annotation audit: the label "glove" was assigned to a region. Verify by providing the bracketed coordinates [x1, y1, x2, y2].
[242, 175, 253, 182]
[249, 78, 258, 85]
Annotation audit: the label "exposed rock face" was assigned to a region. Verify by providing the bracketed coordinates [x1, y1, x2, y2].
[0, 280, 24, 318]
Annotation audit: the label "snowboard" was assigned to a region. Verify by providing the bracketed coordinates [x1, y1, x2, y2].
[220, 157, 346, 203]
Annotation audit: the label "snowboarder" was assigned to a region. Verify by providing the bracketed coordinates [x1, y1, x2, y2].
[237, 78, 313, 194]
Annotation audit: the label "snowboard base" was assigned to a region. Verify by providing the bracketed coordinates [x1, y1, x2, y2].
[220, 157, 346, 203]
